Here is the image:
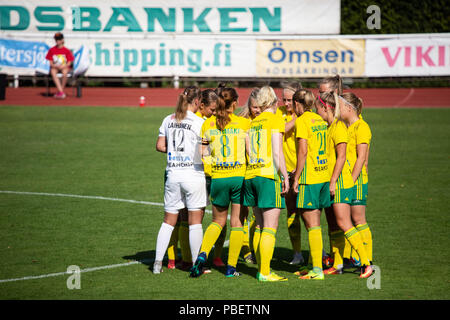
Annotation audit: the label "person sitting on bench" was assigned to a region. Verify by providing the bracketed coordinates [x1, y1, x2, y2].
[45, 32, 74, 99]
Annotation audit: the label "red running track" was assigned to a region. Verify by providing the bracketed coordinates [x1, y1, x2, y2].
[1, 87, 449, 108]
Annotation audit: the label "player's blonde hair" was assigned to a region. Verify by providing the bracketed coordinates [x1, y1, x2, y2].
[175, 86, 201, 122]
[281, 80, 303, 93]
[319, 74, 343, 95]
[339, 92, 363, 116]
[292, 89, 315, 112]
[238, 87, 260, 119]
[256, 86, 277, 112]
[318, 91, 341, 120]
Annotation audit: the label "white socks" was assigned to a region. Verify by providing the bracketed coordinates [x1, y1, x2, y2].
[189, 224, 203, 262]
[155, 222, 203, 263]
[155, 222, 174, 262]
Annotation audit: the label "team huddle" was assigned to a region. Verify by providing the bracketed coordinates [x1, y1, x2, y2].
[153, 75, 374, 282]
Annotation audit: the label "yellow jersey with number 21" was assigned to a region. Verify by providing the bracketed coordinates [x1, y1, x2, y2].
[295, 111, 329, 185]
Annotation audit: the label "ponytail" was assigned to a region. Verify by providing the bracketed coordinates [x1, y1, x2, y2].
[175, 86, 200, 122]
[318, 91, 340, 119]
[216, 87, 238, 131]
[292, 89, 315, 112]
[319, 74, 343, 95]
[215, 82, 227, 97]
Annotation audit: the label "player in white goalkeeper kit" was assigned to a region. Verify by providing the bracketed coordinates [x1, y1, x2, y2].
[153, 86, 207, 274]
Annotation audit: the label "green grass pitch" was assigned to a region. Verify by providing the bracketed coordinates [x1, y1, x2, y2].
[0, 105, 448, 300]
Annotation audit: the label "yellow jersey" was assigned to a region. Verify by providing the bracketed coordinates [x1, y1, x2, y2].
[276, 106, 297, 173]
[246, 111, 285, 181]
[201, 114, 250, 179]
[195, 111, 207, 120]
[327, 119, 354, 189]
[295, 111, 329, 185]
[346, 118, 372, 184]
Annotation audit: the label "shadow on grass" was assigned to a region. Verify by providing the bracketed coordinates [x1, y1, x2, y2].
[123, 250, 155, 268]
[120, 247, 359, 277]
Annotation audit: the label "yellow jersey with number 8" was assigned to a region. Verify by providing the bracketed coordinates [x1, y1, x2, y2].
[201, 114, 250, 179]
[295, 111, 329, 185]
[246, 111, 285, 181]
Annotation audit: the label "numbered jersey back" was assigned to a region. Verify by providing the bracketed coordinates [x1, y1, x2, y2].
[159, 111, 205, 180]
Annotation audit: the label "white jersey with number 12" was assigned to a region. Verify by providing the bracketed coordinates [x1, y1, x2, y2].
[159, 111, 205, 180]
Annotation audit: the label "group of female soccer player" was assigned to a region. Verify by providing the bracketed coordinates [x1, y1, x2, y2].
[153, 75, 374, 282]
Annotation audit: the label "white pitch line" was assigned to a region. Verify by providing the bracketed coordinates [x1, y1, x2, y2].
[0, 190, 164, 207]
[0, 190, 212, 213]
[0, 190, 220, 284]
[0, 260, 151, 284]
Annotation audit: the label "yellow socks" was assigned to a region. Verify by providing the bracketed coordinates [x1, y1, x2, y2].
[253, 227, 262, 267]
[227, 227, 244, 267]
[344, 227, 370, 266]
[308, 227, 323, 271]
[167, 223, 179, 261]
[287, 212, 302, 253]
[259, 227, 277, 276]
[356, 223, 373, 262]
[179, 221, 191, 263]
[199, 222, 222, 257]
[330, 230, 345, 269]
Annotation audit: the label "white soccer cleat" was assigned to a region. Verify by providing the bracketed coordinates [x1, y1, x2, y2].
[289, 252, 305, 265]
[153, 260, 163, 274]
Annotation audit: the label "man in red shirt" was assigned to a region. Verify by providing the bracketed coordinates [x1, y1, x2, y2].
[45, 32, 74, 99]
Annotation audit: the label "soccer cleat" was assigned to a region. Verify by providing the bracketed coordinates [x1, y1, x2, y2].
[257, 272, 288, 282]
[294, 264, 312, 276]
[359, 265, 373, 279]
[167, 259, 176, 269]
[153, 260, 163, 274]
[225, 265, 241, 277]
[244, 252, 257, 264]
[243, 253, 252, 263]
[213, 257, 226, 267]
[299, 269, 324, 280]
[202, 268, 212, 274]
[323, 267, 343, 275]
[322, 254, 334, 269]
[189, 252, 207, 278]
[343, 257, 361, 269]
[289, 252, 305, 265]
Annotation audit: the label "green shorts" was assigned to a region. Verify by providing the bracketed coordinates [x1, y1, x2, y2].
[243, 176, 285, 209]
[351, 183, 368, 206]
[210, 176, 244, 208]
[331, 186, 353, 205]
[297, 182, 331, 210]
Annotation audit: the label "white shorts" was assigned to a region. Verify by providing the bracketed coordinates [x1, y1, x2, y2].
[164, 176, 207, 214]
